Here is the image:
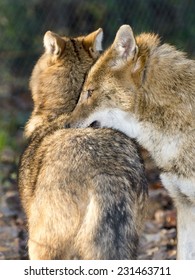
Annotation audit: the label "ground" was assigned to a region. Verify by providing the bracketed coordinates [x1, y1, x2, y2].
[0, 93, 177, 260]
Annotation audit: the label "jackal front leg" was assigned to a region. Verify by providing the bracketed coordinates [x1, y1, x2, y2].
[161, 173, 195, 259]
[176, 203, 195, 259]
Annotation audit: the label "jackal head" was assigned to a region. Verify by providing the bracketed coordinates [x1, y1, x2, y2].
[25, 28, 103, 138]
[67, 25, 155, 132]
[66, 25, 142, 127]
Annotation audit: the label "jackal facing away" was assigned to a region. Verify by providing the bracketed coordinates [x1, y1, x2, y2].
[18, 29, 148, 259]
[67, 25, 195, 259]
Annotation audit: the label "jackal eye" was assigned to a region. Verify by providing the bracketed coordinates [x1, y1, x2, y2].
[86, 89, 94, 99]
[79, 89, 94, 103]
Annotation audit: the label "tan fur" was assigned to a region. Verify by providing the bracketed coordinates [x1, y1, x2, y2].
[68, 25, 195, 259]
[18, 28, 148, 260]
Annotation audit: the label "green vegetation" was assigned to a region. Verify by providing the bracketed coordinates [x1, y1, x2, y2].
[0, 0, 194, 88]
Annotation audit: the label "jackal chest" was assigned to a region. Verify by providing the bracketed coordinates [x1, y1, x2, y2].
[134, 121, 182, 170]
[160, 173, 195, 205]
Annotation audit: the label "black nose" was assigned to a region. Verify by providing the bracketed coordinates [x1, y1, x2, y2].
[89, 121, 100, 128]
[64, 123, 71, 128]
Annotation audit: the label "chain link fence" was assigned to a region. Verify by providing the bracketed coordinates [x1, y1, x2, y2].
[0, 0, 195, 96]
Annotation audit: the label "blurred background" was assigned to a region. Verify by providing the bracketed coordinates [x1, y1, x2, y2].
[0, 0, 194, 259]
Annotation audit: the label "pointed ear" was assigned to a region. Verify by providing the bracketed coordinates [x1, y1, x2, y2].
[83, 28, 103, 56]
[43, 31, 65, 55]
[112, 25, 138, 62]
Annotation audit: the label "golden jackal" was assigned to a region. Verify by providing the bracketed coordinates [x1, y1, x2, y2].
[67, 25, 195, 259]
[18, 28, 148, 259]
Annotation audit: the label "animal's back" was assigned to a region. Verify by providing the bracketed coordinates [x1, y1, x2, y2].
[19, 128, 147, 259]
